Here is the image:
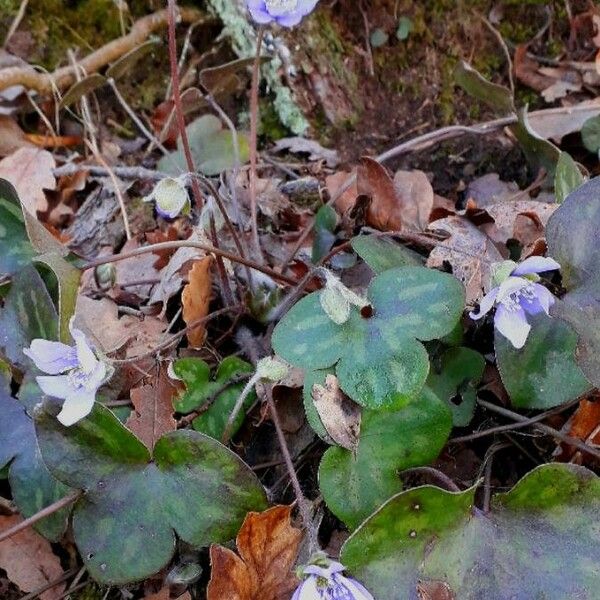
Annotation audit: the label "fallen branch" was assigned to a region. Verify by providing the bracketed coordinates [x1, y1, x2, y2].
[0, 7, 211, 94]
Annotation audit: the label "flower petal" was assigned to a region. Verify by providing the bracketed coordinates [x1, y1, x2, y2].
[495, 304, 531, 349]
[522, 283, 555, 316]
[304, 561, 346, 578]
[469, 287, 499, 320]
[69, 319, 98, 374]
[512, 256, 560, 276]
[296, 0, 320, 15]
[295, 576, 319, 599]
[57, 390, 96, 426]
[23, 340, 78, 374]
[334, 574, 375, 600]
[276, 12, 304, 26]
[36, 375, 72, 400]
[247, 0, 274, 24]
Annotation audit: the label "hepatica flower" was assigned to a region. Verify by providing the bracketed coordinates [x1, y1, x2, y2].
[23, 319, 109, 426]
[470, 256, 561, 349]
[143, 176, 190, 220]
[293, 556, 374, 600]
[247, 0, 320, 27]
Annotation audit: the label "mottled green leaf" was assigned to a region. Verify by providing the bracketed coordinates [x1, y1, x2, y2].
[36, 404, 267, 584]
[0, 382, 71, 540]
[0, 265, 58, 370]
[342, 464, 600, 600]
[319, 388, 451, 529]
[351, 235, 423, 273]
[496, 311, 590, 409]
[455, 61, 514, 114]
[172, 356, 254, 440]
[158, 115, 250, 176]
[0, 178, 36, 276]
[581, 114, 600, 153]
[273, 267, 464, 410]
[546, 176, 600, 387]
[554, 152, 585, 203]
[427, 347, 485, 426]
[312, 205, 337, 263]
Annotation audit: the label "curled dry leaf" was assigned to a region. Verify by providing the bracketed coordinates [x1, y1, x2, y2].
[312, 374, 361, 451]
[0, 147, 56, 214]
[126, 367, 177, 451]
[207, 505, 302, 600]
[427, 216, 503, 305]
[0, 515, 65, 600]
[182, 256, 213, 349]
[357, 157, 400, 231]
[392, 169, 434, 231]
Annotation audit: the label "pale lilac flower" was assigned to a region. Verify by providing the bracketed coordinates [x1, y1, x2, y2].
[143, 176, 190, 220]
[23, 318, 108, 426]
[470, 256, 561, 349]
[293, 558, 374, 600]
[247, 0, 320, 27]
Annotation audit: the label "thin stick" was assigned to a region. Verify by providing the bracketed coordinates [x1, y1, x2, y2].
[2, 0, 29, 49]
[481, 16, 515, 97]
[166, 0, 204, 210]
[482, 442, 511, 513]
[54, 163, 167, 180]
[478, 399, 600, 460]
[86, 141, 132, 240]
[249, 27, 266, 261]
[82, 240, 298, 286]
[266, 386, 318, 553]
[0, 492, 81, 544]
[400, 466, 460, 492]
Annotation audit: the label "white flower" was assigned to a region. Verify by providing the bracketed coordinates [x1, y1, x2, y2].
[23, 318, 109, 426]
[144, 176, 190, 219]
[293, 557, 374, 600]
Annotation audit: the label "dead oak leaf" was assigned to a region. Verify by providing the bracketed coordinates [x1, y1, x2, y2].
[182, 256, 213, 349]
[126, 367, 177, 450]
[207, 505, 302, 600]
[312, 374, 361, 451]
[0, 515, 65, 600]
[0, 147, 55, 214]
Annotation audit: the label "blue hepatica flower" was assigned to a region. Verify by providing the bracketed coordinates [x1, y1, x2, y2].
[470, 256, 561, 349]
[292, 557, 374, 600]
[143, 176, 190, 220]
[247, 0, 320, 27]
[23, 318, 109, 426]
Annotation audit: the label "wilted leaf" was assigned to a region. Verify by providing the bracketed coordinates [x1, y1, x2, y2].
[554, 152, 585, 203]
[273, 137, 340, 168]
[357, 157, 400, 230]
[392, 170, 435, 231]
[58, 74, 107, 109]
[454, 60, 514, 114]
[126, 368, 177, 450]
[341, 464, 600, 599]
[0, 148, 56, 214]
[182, 256, 213, 348]
[207, 505, 302, 600]
[427, 216, 503, 305]
[311, 374, 361, 451]
[106, 38, 160, 80]
[0, 514, 65, 600]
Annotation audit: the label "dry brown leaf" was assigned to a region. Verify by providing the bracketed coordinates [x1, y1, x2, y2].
[417, 580, 456, 600]
[327, 170, 358, 218]
[147, 226, 180, 269]
[0, 115, 35, 156]
[312, 374, 361, 451]
[144, 589, 191, 600]
[207, 505, 302, 600]
[568, 398, 600, 445]
[427, 216, 503, 305]
[358, 156, 401, 231]
[393, 169, 435, 231]
[126, 367, 177, 450]
[113, 236, 162, 303]
[514, 45, 556, 93]
[0, 515, 65, 600]
[0, 147, 56, 214]
[182, 256, 213, 348]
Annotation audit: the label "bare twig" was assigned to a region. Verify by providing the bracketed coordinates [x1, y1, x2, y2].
[3, 0, 29, 49]
[53, 163, 167, 180]
[0, 492, 81, 544]
[481, 16, 515, 97]
[0, 8, 210, 93]
[401, 466, 461, 492]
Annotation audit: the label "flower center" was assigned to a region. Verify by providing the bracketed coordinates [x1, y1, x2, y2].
[67, 367, 96, 391]
[500, 283, 536, 312]
[265, 0, 298, 16]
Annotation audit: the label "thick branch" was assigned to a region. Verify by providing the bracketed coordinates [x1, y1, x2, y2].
[0, 8, 210, 94]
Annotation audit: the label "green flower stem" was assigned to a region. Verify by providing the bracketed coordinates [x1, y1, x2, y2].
[222, 372, 260, 444]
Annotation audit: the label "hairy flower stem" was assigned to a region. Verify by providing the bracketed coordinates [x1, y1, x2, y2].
[249, 27, 266, 262]
[221, 373, 260, 444]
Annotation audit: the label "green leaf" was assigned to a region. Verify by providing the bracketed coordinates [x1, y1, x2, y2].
[35, 404, 267, 584]
[454, 61, 515, 114]
[554, 152, 585, 203]
[427, 347, 485, 426]
[59, 74, 107, 110]
[351, 235, 423, 273]
[312, 205, 337, 263]
[546, 176, 600, 387]
[158, 115, 250, 176]
[35, 253, 81, 344]
[273, 267, 465, 410]
[172, 356, 254, 440]
[581, 114, 600, 153]
[0, 383, 71, 540]
[0, 178, 36, 275]
[370, 28, 389, 48]
[106, 38, 160, 80]
[341, 463, 600, 599]
[495, 311, 590, 409]
[0, 265, 58, 370]
[396, 16, 413, 41]
[319, 388, 451, 529]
